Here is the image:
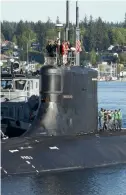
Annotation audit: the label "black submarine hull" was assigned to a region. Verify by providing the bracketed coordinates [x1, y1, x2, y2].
[1, 66, 126, 177]
[1, 131, 126, 176]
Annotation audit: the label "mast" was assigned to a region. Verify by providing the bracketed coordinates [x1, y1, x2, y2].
[65, 0, 69, 41]
[75, 0, 80, 66]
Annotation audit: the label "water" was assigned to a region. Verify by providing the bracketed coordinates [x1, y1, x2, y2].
[1, 81, 126, 195]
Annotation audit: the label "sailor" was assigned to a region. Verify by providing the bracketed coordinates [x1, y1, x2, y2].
[107, 110, 112, 130]
[46, 40, 54, 64]
[98, 108, 104, 130]
[111, 111, 115, 130]
[114, 110, 119, 130]
[61, 41, 68, 65]
[103, 109, 108, 131]
[117, 109, 122, 131]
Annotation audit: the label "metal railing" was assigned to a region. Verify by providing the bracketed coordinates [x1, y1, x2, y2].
[0, 90, 36, 102]
[45, 51, 76, 66]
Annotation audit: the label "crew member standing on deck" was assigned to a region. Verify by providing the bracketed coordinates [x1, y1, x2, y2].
[117, 109, 122, 131]
[61, 41, 65, 65]
[107, 110, 112, 130]
[114, 110, 119, 130]
[103, 109, 108, 131]
[111, 110, 115, 130]
[98, 108, 104, 130]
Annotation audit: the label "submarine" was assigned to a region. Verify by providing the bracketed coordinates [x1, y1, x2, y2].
[1, 0, 126, 177]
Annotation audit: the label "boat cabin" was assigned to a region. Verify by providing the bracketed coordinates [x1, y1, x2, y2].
[1, 73, 39, 101]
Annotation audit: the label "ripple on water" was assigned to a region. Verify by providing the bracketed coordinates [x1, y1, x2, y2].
[1, 165, 126, 195]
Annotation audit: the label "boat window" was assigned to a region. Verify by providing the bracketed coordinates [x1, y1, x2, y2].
[15, 80, 26, 90]
[1, 80, 12, 89]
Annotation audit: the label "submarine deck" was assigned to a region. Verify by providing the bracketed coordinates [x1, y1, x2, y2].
[1, 129, 126, 177]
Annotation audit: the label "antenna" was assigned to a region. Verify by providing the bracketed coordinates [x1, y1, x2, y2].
[75, 0, 80, 66]
[76, 1, 79, 28]
[65, 0, 69, 41]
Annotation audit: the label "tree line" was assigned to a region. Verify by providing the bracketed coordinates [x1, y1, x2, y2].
[1, 14, 126, 64]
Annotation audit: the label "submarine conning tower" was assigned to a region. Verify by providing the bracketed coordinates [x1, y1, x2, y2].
[39, 65, 98, 136]
[23, 1, 98, 137]
[37, 1, 98, 136]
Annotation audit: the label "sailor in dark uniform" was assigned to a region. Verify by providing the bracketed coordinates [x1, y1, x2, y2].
[103, 109, 108, 131]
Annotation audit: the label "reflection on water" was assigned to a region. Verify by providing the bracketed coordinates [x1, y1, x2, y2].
[1, 81, 126, 195]
[2, 165, 126, 195]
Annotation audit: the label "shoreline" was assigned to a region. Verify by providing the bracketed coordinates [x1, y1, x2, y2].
[98, 79, 126, 82]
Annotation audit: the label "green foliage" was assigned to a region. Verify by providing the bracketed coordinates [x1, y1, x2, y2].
[2, 62, 7, 67]
[36, 63, 43, 69]
[1, 33, 5, 41]
[12, 35, 17, 44]
[4, 49, 13, 56]
[117, 64, 124, 74]
[90, 49, 97, 65]
[17, 28, 36, 51]
[112, 28, 126, 45]
[2, 17, 126, 52]
[16, 20, 27, 35]
[119, 53, 126, 64]
[46, 29, 57, 41]
[1, 13, 126, 64]
[99, 64, 105, 72]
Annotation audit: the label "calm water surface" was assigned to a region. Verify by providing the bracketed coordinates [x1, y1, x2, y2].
[2, 81, 126, 195]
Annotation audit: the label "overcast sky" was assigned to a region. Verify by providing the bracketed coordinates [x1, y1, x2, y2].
[1, 1, 126, 23]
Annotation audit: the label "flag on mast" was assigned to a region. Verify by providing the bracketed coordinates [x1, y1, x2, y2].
[76, 40, 82, 53]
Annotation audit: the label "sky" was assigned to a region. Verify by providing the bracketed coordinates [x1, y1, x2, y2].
[1, 1, 126, 23]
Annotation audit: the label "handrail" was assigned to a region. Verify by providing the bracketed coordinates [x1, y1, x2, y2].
[45, 50, 76, 66]
[45, 55, 76, 66]
[1, 95, 29, 102]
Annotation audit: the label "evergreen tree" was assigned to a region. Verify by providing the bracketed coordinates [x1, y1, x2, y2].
[83, 15, 88, 28]
[90, 49, 97, 65]
[16, 20, 27, 36]
[1, 33, 5, 41]
[12, 35, 17, 44]
[1, 14, 126, 63]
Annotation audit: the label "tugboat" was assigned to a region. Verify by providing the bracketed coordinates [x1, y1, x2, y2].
[1, 0, 126, 177]
[1, 63, 40, 137]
